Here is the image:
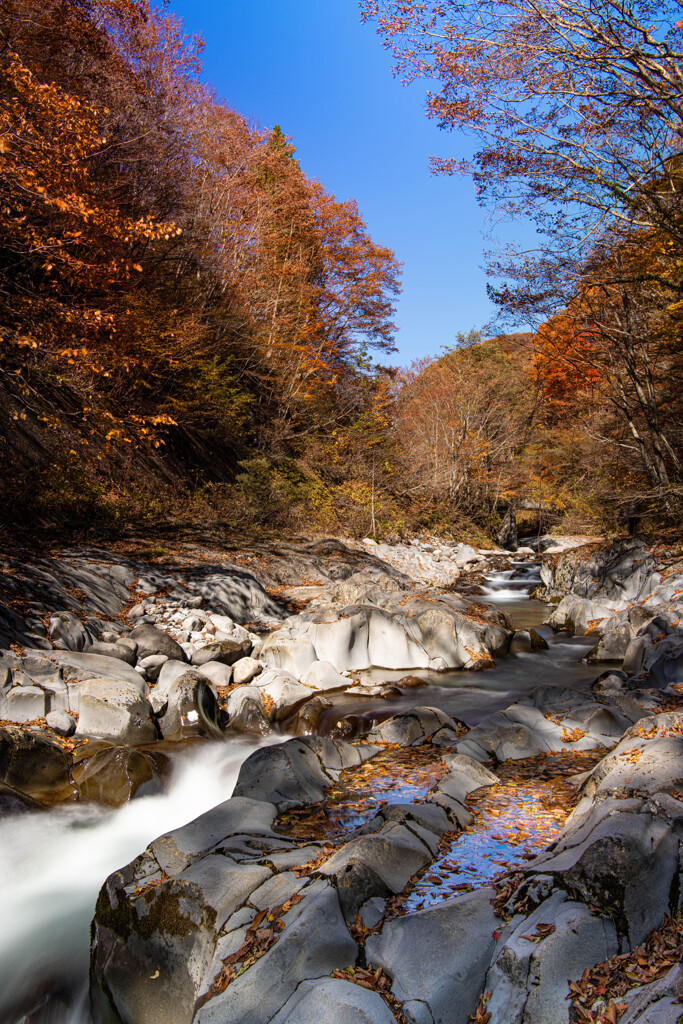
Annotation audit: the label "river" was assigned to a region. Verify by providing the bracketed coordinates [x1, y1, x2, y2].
[0, 559, 598, 1024]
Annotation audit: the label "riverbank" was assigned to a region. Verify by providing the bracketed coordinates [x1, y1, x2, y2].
[1, 533, 681, 1023]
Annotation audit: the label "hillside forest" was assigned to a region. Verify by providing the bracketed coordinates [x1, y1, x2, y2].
[1, 0, 682, 543]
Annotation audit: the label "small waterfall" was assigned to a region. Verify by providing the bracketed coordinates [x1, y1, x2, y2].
[480, 561, 542, 601]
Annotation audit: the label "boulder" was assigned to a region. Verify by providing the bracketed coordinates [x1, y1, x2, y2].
[197, 661, 235, 688]
[290, 696, 333, 736]
[91, 855, 273, 1024]
[46, 710, 76, 736]
[232, 737, 339, 810]
[484, 892, 618, 1024]
[47, 650, 145, 687]
[74, 678, 158, 744]
[138, 654, 168, 681]
[302, 660, 349, 692]
[232, 657, 262, 686]
[260, 636, 318, 677]
[48, 610, 94, 651]
[191, 638, 252, 668]
[587, 618, 633, 663]
[226, 686, 272, 736]
[0, 683, 53, 722]
[366, 707, 463, 747]
[546, 595, 612, 635]
[262, 597, 510, 675]
[159, 672, 222, 742]
[365, 888, 499, 1024]
[0, 726, 73, 800]
[318, 821, 433, 920]
[87, 641, 137, 666]
[255, 668, 312, 721]
[510, 629, 549, 653]
[128, 623, 188, 663]
[72, 745, 170, 805]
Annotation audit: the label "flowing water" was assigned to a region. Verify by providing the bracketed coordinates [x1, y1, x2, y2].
[0, 737, 278, 1024]
[0, 558, 599, 1023]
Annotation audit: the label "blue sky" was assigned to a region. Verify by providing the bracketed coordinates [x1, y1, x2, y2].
[168, 0, 500, 365]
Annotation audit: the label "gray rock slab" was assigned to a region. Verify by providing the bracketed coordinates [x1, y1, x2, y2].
[149, 797, 278, 875]
[485, 892, 618, 1024]
[365, 888, 499, 1024]
[47, 650, 144, 687]
[195, 880, 358, 1024]
[270, 977, 396, 1024]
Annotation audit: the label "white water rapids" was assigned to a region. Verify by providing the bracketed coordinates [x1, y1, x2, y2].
[0, 736, 275, 1024]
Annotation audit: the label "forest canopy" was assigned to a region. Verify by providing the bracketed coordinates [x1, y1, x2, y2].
[0, 0, 680, 542]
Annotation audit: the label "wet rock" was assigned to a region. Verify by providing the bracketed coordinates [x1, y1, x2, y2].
[74, 677, 158, 744]
[159, 672, 222, 742]
[46, 710, 76, 736]
[510, 628, 548, 653]
[365, 888, 499, 1024]
[226, 686, 272, 736]
[367, 707, 463, 747]
[290, 696, 332, 735]
[191, 638, 252, 668]
[0, 727, 73, 800]
[0, 779, 44, 815]
[129, 623, 188, 663]
[72, 745, 170, 805]
[270, 977, 395, 1024]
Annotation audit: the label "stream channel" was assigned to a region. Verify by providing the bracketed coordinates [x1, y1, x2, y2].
[0, 560, 599, 1024]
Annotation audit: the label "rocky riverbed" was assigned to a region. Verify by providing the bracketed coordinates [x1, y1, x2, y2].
[1, 533, 682, 1024]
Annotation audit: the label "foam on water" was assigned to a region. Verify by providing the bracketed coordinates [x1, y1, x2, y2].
[0, 736, 277, 1023]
